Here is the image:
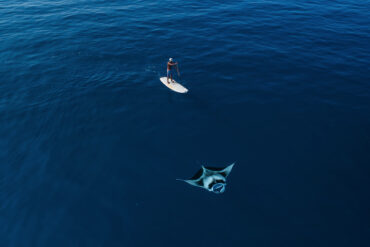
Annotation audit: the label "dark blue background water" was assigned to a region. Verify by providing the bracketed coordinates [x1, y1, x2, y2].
[1, 1, 370, 246]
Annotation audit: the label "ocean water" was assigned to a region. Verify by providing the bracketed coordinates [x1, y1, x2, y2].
[1, 0, 370, 246]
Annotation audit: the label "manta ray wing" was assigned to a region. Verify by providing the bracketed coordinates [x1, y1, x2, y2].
[176, 178, 204, 188]
[219, 163, 235, 178]
[203, 163, 235, 178]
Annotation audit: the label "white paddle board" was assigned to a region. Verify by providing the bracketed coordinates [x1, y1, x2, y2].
[160, 77, 188, 93]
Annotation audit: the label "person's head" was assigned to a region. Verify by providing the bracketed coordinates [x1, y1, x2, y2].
[169, 58, 173, 62]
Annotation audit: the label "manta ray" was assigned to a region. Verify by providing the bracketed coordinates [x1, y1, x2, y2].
[177, 163, 235, 193]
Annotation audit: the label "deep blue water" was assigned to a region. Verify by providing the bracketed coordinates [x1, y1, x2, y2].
[1, 0, 370, 246]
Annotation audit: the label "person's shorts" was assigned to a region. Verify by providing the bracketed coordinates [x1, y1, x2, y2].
[167, 70, 174, 77]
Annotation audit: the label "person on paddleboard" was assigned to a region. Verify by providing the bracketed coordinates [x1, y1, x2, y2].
[167, 58, 180, 84]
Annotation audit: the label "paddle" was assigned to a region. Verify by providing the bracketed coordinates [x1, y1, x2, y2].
[176, 64, 181, 80]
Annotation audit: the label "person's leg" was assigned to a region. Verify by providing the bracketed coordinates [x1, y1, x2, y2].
[168, 70, 173, 83]
[167, 70, 170, 83]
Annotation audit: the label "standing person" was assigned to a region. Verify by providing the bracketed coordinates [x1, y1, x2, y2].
[167, 58, 180, 83]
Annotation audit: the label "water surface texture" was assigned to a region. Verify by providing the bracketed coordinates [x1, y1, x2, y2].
[1, 0, 370, 246]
